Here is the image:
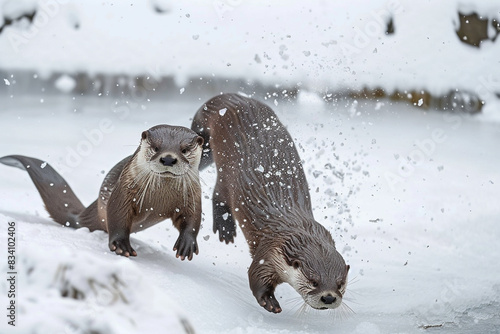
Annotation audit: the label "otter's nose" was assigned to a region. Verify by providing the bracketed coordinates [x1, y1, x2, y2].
[321, 295, 337, 305]
[160, 155, 177, 166]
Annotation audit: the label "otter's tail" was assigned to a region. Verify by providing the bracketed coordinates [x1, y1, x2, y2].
[0, 155, 85, 227]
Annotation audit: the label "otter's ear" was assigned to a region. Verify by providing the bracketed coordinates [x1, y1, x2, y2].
[196, 136, 204, 146]
[141, 131, 149, 140]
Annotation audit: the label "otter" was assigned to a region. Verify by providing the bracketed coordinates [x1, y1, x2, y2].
[191, 93, 350, 313]
[0, 125, 203, 260]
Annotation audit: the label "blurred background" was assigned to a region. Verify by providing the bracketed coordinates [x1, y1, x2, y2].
[1, 0, 499, 115]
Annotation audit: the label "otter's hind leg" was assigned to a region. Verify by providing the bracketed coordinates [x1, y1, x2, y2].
[212, 180, 237, 244]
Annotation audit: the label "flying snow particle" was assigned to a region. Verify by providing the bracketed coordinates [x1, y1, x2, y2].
[180, 87, 185, 94]
[222, 213, 229, 221]
[4, 79, 10, 86]
[40, 162, 47, 169]
[418, 98, 424, 107]
[274, 99, 278, 106]
[255, 165, 264, 172]
[219, 108, 227, 116]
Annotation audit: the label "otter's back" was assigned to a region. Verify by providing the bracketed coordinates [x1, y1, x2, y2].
[195, 94, 313, 228]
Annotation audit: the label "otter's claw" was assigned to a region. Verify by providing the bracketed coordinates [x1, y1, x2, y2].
[109, 238, 137, 257]
[173, 231, 199, 261]
[258, 293, 282, 314]
[213, 205, 237, 244]
[213, 217, 237, 244]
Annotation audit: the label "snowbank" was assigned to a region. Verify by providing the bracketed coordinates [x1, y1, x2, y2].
[0, 218, 194, 333]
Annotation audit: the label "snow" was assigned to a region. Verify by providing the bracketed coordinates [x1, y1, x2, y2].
[1, 234, 192, 334]
[0, 96, 499, 333]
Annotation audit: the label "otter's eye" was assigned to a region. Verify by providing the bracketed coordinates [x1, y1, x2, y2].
[337, 283, 342, 290]
[311, 280, 319, 288]
[292, 260, 301, 269]
[181, 148, 188, 154]
[152, 146, 159, 153]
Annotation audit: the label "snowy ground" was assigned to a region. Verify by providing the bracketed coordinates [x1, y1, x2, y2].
[0, 94, 499, 334]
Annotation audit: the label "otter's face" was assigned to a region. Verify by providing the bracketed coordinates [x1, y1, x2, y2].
[282, 236, 350, 310]
[139, 125, 203, 178]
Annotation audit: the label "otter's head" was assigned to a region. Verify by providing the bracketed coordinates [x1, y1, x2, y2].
[138, 125, 203, 178]
[281, 227, 350, 310]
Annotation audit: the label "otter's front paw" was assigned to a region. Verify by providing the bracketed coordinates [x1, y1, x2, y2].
[173, 231, 199, 261]
[109, 237, 137, 257]
[213, 207, 236, 244]
[257, 292, 282, 314]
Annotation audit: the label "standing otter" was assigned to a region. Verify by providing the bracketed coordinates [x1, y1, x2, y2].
[192, 93, 350, 313]
[0, 125, 203, 260]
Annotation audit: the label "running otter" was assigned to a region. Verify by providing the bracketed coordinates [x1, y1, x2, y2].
[191, 93, 350, 313]
[0, 125, 203, 260]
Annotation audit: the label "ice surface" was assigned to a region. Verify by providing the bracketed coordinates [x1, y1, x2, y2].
[0, 96, 499, 333]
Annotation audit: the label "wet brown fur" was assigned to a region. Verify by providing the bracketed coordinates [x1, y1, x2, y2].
[192, 93, 349, 313]
[0, 125, 203, 260]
